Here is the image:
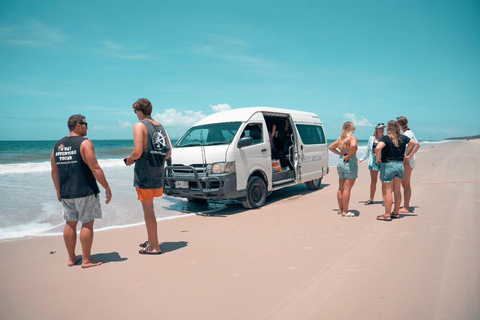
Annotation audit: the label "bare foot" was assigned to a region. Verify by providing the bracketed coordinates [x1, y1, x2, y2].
[68, 256, 80, 267]
[81, 260, 103, 269]
[399, 207, 411, 213]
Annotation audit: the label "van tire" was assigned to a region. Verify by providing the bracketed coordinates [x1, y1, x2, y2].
[241, 176, 267, 209]
[306, 178, 322, 190]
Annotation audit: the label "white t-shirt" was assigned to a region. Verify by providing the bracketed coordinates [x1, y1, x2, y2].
[402, 130, 417, 168]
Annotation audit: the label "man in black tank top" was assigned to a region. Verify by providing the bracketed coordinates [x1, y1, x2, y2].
[126, 98, 171, 255]
[51, 114, 112, 268]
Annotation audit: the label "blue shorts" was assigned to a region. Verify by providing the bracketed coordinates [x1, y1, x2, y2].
[368, 155, 381, 171]
[380, 161, 404, 182]
[337, 156, 358, 180]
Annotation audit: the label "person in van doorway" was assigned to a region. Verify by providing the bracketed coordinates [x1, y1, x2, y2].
[329, 122, 358, 217]
[275, 120, 293, 168]
[125, 98, 172, 255]
[358, 123, 386, 205]
[375, 120, 420, 221]
[51, 114, 112, 268]
[396, 116, 420, 214]
[268, 123, 277, 156]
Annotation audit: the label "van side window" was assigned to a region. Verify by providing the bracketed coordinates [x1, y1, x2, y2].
[297, 124, 326, 145]
[241, 123, 263, 144]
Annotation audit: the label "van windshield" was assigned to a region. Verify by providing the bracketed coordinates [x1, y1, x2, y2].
[175, 122, 242, 147]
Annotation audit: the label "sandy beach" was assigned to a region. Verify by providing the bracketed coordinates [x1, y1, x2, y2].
[0, 140, 479, 320]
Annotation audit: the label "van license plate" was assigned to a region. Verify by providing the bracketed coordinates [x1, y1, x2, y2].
[175, 181, 189, 189]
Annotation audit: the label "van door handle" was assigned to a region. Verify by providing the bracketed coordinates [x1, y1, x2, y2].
[261, 149, 267, 153]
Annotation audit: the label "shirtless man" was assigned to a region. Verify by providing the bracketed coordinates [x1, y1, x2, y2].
[328, 122, 358, 217]
[51, 114, 112, 268]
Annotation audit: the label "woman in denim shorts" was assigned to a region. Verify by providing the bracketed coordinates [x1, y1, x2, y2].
[329, 122, 358, 217]
[358, 123, 386, 205]
[375, 121, 420, 221]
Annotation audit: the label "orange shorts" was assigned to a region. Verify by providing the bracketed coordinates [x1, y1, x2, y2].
[135, 188, 163, 201]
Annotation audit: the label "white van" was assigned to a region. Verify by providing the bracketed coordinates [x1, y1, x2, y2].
[164, 107, 329, 208]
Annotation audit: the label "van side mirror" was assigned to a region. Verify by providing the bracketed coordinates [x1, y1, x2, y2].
[238, 136, 254, 148]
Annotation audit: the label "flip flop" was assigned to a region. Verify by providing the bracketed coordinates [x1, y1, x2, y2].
[364, 200, 374, 205]
[376, 214, 392, 221]
[139, 248, 162, 255]
[139, 241, 148, 248]
[391, 213, 400, 219]
[344, 212, 355, 217]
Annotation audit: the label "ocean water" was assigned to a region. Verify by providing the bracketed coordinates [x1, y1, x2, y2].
[0, 138, 448, 240]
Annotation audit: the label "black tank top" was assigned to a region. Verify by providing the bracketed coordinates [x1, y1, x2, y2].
[54, 136, 100, 199]
[134, 120, 170, 189]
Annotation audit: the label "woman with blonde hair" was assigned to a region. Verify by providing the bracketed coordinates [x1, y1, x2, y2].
[375, 121, 420, 221]
[358, 123, 386, 205]
[329, 122, 358, 217]
[397, 116, 420, 213]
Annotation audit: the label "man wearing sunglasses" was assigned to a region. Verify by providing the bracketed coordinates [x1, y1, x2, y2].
[51, 114, 112, 268]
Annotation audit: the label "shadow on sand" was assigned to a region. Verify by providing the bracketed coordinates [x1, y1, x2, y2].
[160, 241, 188, 254]
[90, 252, 128, 264]
[195, 182, 332, 218]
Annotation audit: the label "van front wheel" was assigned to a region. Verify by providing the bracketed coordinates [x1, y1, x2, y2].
[241, 176, 267, 209]
[306, 178, 322, 190]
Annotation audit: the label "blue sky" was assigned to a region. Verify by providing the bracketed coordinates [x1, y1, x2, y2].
[0, 0, 479, 141]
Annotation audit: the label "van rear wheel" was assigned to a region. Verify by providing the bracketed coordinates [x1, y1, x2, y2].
[241, 176, 267, 209]
[305, 178, 322, 190]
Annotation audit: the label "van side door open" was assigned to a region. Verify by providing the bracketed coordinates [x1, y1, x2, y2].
[235, 114, 270, 192]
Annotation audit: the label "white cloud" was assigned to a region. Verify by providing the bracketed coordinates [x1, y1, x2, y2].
[153, 108, 207, 127]
[0, 21, 66, 47]
[191, 35, 280, 72]
[100, 40, 155, 60]
[210, 103, 231, 113]
[343, 113, 373, 127]
[118, 120, 133, 129]
[92, 120, 133, 130]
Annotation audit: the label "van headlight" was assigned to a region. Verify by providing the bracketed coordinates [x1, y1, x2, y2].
[211, 161, 236, 173]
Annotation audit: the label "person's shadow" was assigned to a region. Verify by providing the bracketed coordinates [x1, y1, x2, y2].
[90, 252, 128, 264]
[160, 241, 188, 254]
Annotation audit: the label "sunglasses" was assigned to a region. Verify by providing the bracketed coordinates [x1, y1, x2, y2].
[79, 122, 88, 127]
[133, 109, 137, 114]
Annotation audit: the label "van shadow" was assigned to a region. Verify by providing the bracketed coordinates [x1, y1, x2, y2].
[265, 183, 331, 206]
[195, 183, 331, 217]
[160, 241, 188, 254]
[90, 252, 128, 264]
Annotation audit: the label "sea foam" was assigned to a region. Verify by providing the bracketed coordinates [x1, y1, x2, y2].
[0, 158, 126, 175]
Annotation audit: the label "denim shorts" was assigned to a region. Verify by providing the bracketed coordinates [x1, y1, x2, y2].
[368, 155, 381, 171]
[380, 161, 404, 182]
[62, 194, 102, 224]
[337, 155, 358, 180]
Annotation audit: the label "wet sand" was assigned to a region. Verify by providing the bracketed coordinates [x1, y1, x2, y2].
[0, 140, 479, 320]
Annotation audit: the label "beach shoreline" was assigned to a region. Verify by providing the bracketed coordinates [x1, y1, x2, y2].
[0, 140, 479, 320]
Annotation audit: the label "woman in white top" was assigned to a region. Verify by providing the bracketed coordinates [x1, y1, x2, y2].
[397, 116, 420, 213]
[358, 123, 386, 205]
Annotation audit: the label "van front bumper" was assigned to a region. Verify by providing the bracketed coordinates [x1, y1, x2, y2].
[164, 166, 245, 200]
